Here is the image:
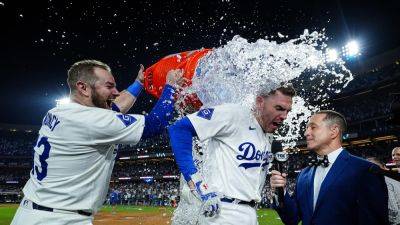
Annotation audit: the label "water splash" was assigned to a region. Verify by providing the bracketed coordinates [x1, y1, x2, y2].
[179, 30, 353, 147]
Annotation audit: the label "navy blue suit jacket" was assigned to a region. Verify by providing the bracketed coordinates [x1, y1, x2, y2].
[276, 150, 389, 225]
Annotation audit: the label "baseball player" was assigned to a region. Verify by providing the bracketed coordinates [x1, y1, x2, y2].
[169, 85, 295, 225]
[11, 60, 183, 225]
[109, 189, 120, 214]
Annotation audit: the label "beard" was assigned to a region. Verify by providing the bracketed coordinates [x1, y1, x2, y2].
[91, 89, 108, 109]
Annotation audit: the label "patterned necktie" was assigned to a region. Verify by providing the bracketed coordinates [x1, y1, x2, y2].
[308, 154, 330, 167]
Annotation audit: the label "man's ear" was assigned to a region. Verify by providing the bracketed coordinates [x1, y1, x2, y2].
[330, 124, 340, 139]
[76, 81, 91, 97]
[255, 96, 264, 110]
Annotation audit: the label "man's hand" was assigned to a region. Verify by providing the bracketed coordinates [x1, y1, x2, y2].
[166, 69, 185, 89]
[189, 172, 221, 217]
[270, 170, 287, 192]
[136, 64, 145, 84]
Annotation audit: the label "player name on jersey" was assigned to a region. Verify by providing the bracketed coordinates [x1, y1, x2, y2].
[42, 112, 60, 132]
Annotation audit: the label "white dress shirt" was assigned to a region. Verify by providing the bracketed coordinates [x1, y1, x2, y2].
[313, 147, 343, 210]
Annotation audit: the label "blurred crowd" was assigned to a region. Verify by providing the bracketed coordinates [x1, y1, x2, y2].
[106, 181, 179, 206]
[0, 62, 399, 208]
[112, 160, 179, 178]
[0, 169, 29, 184]
[0, 131, 36, 156]
[342, 64, 400, 93]
[1, 63, 399, 157]
[1, 141, 396, 208]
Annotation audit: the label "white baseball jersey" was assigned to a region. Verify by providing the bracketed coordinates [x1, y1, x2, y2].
[187, 103, 273, 202]
[23, 102, 144, 213]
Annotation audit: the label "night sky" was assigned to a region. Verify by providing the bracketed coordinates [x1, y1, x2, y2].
[1, 0, 400, 125]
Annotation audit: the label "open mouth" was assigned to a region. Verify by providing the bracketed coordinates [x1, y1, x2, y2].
[272, 122, 282, 127]
[106, 99, 115, 108]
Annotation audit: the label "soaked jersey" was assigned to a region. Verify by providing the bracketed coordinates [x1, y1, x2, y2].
[23, 102, 144, 212]
[187, 104, 273, 202]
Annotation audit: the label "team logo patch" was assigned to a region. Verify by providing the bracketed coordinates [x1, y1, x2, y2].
[117, 114, 137, 127]
[196, 108, 214, 120]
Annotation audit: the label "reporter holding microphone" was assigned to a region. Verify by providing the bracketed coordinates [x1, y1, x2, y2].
[270, 110, 389, 225]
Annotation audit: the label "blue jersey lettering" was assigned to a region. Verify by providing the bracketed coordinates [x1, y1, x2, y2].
[42, 113, 60, 131]
[237, 142, 270, 169]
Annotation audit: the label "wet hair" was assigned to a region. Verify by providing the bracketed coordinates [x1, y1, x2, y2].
[316, 110, 347, 138]
[67, 60, 111, 93]
[258, 83, 296, 98]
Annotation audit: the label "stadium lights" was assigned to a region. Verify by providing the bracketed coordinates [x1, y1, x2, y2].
[325, 40, 361, 63]
[55, 97, 70, 107]
[325, 48, 338, 62]
[342, 40, 360, 58]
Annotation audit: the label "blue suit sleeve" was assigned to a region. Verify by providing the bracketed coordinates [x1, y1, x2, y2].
[142, 84, 175, 139]
[273, 172, 302, 225]
[275, 192, 301, 225]
[168, 117, 198, 181]
[357, 164, 389, 225]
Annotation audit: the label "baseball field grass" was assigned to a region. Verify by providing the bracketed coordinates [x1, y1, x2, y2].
[0, 204, 284, 225]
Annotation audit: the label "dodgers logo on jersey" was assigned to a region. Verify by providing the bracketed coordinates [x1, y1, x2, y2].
[196, 108, 214, 120]
[116, 114, 137, 127]
[236, 142, 270, 169]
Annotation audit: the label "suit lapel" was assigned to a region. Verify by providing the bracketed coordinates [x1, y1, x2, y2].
[313, 150, 350, 213]
[304, 166, 316, 215]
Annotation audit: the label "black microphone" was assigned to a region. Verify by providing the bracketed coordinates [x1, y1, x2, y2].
[369, 165, 400, 182]
[271, 141, 289, 208]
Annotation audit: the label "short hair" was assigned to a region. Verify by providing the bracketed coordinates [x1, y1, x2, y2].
[258, 83, 296, 98]
[393, 147, 400, 154]
[316, 110, 347, 136]
[67, 60, 111, 93]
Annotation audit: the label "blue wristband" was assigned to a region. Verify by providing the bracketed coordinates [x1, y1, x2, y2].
[127, 80, 143, 97]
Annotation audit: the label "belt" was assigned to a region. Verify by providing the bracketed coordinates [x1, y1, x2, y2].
[32, 202, 92, 217]
[220, 197, 258, 208]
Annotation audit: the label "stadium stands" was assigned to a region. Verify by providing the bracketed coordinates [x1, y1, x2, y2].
[0, 56, 399, 207]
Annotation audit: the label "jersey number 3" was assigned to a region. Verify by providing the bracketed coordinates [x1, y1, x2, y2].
[32, 136, 51, 181]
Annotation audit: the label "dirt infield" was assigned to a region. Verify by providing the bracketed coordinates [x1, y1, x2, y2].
[0, 205, 282, 225]
[94, 208, 173, 225]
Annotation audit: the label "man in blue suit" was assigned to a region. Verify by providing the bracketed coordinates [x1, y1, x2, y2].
[270, 110, 389, 225]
